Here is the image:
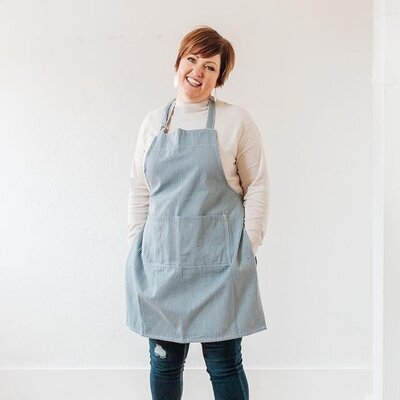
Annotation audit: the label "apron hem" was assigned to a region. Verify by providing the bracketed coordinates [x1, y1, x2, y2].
[126, 322, 267, 344]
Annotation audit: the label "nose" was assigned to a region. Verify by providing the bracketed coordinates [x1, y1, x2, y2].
[192, 63, 203, 77]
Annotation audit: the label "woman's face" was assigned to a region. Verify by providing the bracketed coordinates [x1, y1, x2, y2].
[176, 53, 221, 103]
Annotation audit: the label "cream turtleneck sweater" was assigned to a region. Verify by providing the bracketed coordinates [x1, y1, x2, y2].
[127, 97, 270, 257]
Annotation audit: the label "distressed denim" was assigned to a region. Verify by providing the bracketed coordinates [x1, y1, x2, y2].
[149, 337, 248, 400]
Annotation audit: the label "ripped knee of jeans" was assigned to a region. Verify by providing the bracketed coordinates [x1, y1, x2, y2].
[154, 343, 167, 359]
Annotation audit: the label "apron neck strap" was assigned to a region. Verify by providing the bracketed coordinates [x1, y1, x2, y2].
[206, 96, 216, 129]
[161, 99, 176, 133]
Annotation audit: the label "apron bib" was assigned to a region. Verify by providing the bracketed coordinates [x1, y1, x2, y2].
[125, 96, 267, 343]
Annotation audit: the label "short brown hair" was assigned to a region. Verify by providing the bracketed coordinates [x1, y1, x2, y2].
[174, 26, 235, 88]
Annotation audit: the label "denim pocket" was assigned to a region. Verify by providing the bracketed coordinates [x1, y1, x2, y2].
[142, 214, 230, 267]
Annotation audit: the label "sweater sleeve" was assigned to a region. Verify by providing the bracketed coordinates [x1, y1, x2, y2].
[127, 113, 151, 249]
[236, 109, 270, 257]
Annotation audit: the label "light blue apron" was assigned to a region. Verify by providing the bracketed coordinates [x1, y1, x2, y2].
[125, 96, 267, 343]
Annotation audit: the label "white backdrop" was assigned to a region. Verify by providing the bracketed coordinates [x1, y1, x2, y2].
[0, 1, 374, 399]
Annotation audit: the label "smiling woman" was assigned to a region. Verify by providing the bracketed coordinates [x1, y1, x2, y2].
[125, 25, 270, 400]
[173, 26, 235, 103]
[175, 53, 222, 102]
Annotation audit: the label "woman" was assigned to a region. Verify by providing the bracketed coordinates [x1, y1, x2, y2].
[125, 26, 270, 400]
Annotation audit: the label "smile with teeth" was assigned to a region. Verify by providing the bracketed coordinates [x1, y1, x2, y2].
[186, 77, 202, 87]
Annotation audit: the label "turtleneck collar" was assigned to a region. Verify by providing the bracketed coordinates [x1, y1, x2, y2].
[175, 96, 213, 113]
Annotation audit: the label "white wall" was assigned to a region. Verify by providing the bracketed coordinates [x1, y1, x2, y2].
[0, 1, 373, 399]
[373, 0, 400, 399]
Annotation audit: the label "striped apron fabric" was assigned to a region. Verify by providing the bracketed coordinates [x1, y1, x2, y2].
[125, 96, 267, 343]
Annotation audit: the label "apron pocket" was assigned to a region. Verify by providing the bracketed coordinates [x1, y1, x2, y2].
[142, 214, 231, 267]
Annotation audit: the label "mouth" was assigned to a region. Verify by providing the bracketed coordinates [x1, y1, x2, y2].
[186, 76, 202, 87]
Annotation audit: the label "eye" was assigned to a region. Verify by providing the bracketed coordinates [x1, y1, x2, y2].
[206, 65, 215, 71]
[187, 56, 196, 63]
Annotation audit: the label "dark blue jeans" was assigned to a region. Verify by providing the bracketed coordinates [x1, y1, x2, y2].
[149, 337, 249, 400]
